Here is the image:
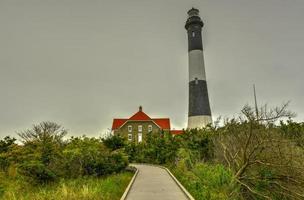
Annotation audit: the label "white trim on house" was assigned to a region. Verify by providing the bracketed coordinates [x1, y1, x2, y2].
[118, 120, 168, 131]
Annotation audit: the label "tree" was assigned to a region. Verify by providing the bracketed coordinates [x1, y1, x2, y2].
[17, 121, 67, 165]
[0, 136, 17, 171]
[16, 122, 67, 183]
[0, 136, 16, 153]
[18, 121, 67, 145]
[214, 103, 304, 199]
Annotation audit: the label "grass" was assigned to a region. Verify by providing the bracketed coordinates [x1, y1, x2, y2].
[0, 171, 133, 200]
[171, 163, 238, 200]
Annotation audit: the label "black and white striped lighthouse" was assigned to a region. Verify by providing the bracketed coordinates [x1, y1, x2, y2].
[185, 8, 212, 129]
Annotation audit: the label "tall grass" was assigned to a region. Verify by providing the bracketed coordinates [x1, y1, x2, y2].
[0, 172, 133, 200]
[171, 163, 238, 200]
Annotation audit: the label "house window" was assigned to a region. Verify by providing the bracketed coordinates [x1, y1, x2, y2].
[138, 125, 142, 132]
[128, 125, 132, 132]
[128, 133, 132, 141]
[138, 133, 142, 143]
[192, 31, 195, 37]
[148, 125, 152, 132]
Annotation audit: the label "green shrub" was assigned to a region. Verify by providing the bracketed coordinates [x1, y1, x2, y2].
[102, 135, 125, 151]
[124, 142, 138, 162]
[280, 119, 304, 147]
[0, 136, 16, 171]
[62, 136, 128, 178]
[0, 136, 16, 153]
[192, 164, 233, 189]
[124, 132, 180, 164]
[62, 136, 104, 177]
[176, 148, 194, 170]
[0, 185, 4, 198]
[94, 151, 128, 176]
[179, 129, 214, 162]
[172, 163, 237, 200]
[18, 161, 57, 184]
[0, 156, 9, 171]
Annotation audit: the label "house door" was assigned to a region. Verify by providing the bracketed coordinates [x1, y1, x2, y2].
[138, 133, 142, 143]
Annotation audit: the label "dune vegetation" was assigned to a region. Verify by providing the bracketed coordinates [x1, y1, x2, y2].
[0, 122, 132, 200]
[0, 172, 133, 200]
[123, 103, 304, 200]
[1, 103, 304, 200]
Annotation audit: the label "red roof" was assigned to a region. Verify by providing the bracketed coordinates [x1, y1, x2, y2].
[170, 130, 184, 135]
[112, 119, 127, 130]
[129, 111, 151, 120]
[153, 118, 170, 130]
[111, 107, 171, 130]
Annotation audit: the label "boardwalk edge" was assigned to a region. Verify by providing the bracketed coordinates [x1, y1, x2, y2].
[161, 166, 196, 200]
[120, 167, 139, 200]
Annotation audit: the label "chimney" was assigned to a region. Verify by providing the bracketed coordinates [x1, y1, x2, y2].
[139, 106, 143, 112]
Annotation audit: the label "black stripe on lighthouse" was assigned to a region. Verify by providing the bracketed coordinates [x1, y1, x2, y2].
[189, 80, 211, 116]
[187, 26, 203, 51]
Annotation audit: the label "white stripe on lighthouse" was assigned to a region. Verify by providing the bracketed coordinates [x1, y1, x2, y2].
[188, 115, 212, 129]
[188, 50, 206, 82]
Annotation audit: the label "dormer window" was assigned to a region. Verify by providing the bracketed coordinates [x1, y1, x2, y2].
[128, 125, 132, 132]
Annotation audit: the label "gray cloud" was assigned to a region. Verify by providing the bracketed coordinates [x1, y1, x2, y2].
[1, 0, 303, 138]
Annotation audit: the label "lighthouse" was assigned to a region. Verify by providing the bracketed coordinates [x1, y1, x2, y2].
[185, 8, 212, 129]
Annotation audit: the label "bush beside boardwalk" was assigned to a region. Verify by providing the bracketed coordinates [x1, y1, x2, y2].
[0, 172, 133, 200]
[0, 122, 131, 200]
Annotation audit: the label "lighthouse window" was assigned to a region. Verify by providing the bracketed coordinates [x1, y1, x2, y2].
[192, 32, 195, 37]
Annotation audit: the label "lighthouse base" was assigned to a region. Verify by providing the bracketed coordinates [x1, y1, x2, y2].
[187, 115, 212, 129]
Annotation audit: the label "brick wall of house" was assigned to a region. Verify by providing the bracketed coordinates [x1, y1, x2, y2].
[114, 121, 164, 143]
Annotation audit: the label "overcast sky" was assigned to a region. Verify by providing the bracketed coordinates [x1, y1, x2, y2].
[1, 0, 303, 139]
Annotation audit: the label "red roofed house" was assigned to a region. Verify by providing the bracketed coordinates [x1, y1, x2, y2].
[111, 106, 183, 143]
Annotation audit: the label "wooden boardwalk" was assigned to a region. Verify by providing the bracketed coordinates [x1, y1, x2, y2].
[125, 164, 189, 200]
